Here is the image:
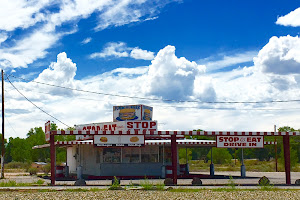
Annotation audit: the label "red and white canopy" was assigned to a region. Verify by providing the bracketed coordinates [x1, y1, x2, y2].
[32, 139, 276, 149]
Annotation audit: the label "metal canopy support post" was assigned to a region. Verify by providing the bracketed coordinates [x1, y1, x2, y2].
[50, 133, 56, 185]
[274, 125, 278, 172]
[241, 148, 246, 177]
[185, 147, 187, 164]
[171, 135, 177, 185]
[283, 135, 291, 185]
[210, 147, 214, 176]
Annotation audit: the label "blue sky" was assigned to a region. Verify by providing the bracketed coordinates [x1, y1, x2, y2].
[1, 0, 300, 137]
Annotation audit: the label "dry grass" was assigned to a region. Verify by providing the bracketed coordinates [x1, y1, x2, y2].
[189, 159, 300, 172]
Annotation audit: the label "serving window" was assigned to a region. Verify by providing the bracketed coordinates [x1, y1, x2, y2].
[103, 148, 121, 163]
[122, 148, 140, 163]
[141, 146, 159, 163]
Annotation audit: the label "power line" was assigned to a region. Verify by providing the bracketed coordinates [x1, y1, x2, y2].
[6, 75, 70, 128]
[8, 74, 300, 104]
[6, 86, 300, 111]
[5, 116, 17, 135]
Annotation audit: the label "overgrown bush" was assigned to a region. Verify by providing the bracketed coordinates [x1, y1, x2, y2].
[5, 162, 31, 169]
[109, 176, 123, 190]
[140, 177, 154, 190]
[42, 164, 51, 175]
[207, 148, 232, 164]
[258, 176, 273, 190]
[28, 167, 38, 175]
[34, 179, 45, 185]
[0, 180, 17, 187]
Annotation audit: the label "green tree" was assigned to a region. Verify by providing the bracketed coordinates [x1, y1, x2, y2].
[179, 148, 192, 163]
[9, 137, 31, 162]
[51, 123, 76, 163]
[26, 127, 49, 162]
[207, 148, 232, 164]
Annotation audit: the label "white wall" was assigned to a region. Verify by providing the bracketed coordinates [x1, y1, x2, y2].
[67, 146, 77, 174]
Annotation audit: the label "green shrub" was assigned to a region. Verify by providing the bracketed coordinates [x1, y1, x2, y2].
[42, 164, 51, 175]
[140, 177, 154, 190]
[0, 180, 17, 187]
[109, 176, 123, 190]
[5, 162, 31, 169]
[207, 148, 232, 164]
[258, 176, 274, 190]
[156, 182, 165, 190]
[28, 167, 38, 175]
[227, 176, 236, 190]
[34, 179, 45, 185]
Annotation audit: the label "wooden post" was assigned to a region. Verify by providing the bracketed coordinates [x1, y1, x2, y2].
[274, 125, 278, 172]
[50, 133, 56, 185]
[1, 70, 4, 179]
[283, 135, 291, 185]
[171, 135, 177, 185]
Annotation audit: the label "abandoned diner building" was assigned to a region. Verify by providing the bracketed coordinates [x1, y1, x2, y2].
[35, 104, 298, 185]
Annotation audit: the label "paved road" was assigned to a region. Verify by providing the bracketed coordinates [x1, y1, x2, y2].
[1, 171, 300, 187]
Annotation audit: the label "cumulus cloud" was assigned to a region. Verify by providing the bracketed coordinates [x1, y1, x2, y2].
[254, 35, 300, 75]
[35, 52, 77, 95]
[6, 42, 300, 138]
[90, 42, 155, 60]
[144, 45, 207, 100]
[276, 7, 300, 27]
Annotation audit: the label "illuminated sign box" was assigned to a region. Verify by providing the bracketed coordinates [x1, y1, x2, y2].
[94, 135, 145, 147]
[113, 105, 153, 122]
[216, 136, 264, 148]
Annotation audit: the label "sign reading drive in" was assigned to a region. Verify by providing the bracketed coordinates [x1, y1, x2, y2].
[217, 136, 264, 148]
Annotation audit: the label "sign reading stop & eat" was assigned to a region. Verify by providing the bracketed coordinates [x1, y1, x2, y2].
[217, 136, 264, 148]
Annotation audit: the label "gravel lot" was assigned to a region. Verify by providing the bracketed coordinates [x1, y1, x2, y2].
[0, 190, 300, 200]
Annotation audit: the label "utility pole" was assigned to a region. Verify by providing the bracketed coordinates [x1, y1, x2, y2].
[274, 125, 278, 172]
[1, 70, 4, 178]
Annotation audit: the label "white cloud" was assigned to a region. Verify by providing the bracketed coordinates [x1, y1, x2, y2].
[7, 40, 300, 138]
[144, 45, 207, 100]
[199, 51, 257, 72]
[130, 47, 155, 60]
[0, 0, 176, 69]
[95, 0, 163, 30]
[35, 52, 77, 95]
[0, 27, 59, 68]
[0, 0, 50, 31]
[276, 7, 300, 27]
[81, 37, 92, 44]
[90, 42, 129, 58]
[0, 33, 8, 45]
[254, 35, 300, 75]
[90, 42, 155, 60]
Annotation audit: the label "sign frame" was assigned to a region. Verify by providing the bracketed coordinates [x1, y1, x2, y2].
[94, 135, 145, 147]
[45, 121, 51, 142]
[216, 136, 264, 148]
